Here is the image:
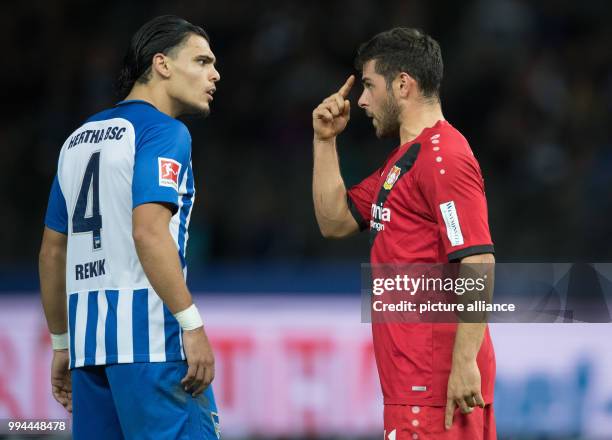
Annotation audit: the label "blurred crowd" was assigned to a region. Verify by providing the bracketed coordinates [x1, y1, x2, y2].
[2, 0, 611, 268]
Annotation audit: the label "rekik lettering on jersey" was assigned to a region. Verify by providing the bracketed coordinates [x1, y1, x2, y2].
[75, 259, 106, 280]
[370, 203, 391, 231]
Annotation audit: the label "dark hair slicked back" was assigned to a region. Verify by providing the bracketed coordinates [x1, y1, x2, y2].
[116, 15, 209, 98]
[355, 28, 443, 99]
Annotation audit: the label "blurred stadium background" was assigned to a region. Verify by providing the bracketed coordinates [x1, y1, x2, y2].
[1, 0, 612, 438]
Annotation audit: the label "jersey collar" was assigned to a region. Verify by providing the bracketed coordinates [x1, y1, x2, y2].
[399, 119, 448, 150]
[115, 99, 158, 110]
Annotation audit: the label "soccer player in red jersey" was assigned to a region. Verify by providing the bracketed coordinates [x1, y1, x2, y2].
[312, 28, 496, 439]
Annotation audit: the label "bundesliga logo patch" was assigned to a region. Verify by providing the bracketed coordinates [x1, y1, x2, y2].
[383, 165, 401, 190]
[158, 157, 181, 190]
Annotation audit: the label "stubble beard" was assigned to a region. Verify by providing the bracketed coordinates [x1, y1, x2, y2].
[374, 94, 401, 139]
[176, 94, 211, 118]
[183, 101, 211, 119]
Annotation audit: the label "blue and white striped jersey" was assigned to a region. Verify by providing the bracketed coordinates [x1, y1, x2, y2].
[44, 100, 195, 368]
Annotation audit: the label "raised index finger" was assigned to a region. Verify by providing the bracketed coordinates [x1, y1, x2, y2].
[338, 75, 355, 98]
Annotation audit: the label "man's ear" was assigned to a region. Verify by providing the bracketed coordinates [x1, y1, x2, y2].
[151, 53, 171, 79]
[396, 72, 417, 98]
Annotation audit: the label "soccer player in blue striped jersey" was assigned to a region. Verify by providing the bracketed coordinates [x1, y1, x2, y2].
[38, 15, 221, 439]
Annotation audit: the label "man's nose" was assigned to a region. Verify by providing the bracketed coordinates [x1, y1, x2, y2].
[211, 67, 220, 82]
[358, 92, 367, 108]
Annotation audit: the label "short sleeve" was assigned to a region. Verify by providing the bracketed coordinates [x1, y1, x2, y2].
[132, 121, 191, 213]
[417, 148, 494, 261]
[347, 166, 383, 231]
[44, 175, 68, 234]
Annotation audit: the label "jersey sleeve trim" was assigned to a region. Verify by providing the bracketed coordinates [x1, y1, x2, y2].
[347, 194, 368, 231]
[132, 196, 180, 214]
[448, 244, 495, 262]
[45, 223, 68, 235]
[44, 175, 69, 235]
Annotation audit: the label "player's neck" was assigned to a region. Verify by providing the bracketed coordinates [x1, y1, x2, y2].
[398, 100, 445, 145]
[124, 85, 181, 118]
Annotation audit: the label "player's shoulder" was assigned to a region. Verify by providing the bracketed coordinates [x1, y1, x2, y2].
[109, 101, 192, 150]
[113, 101, 189, 135]
[413, 120, 482, 184]
[416, 120, 475, 168]
[142, 112, 190, 141]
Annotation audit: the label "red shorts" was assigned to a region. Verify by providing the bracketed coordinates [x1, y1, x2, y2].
[383, 404, 496, 439]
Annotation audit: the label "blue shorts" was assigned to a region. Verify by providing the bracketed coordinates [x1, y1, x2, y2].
[71, 361, 220, 439]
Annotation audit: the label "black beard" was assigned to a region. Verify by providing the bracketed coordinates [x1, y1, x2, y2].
[375, 95, 400, 139]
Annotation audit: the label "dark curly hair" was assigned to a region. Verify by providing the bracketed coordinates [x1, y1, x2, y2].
[354, 27, 443, 99]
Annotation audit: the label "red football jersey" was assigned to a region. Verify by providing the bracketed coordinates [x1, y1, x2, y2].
[347, 120, 496, 406]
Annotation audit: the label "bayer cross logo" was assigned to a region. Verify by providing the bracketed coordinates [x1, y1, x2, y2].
[383, 165, 401, 190]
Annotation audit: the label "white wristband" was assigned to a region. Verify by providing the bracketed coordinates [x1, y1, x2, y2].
[173, 304, 203, 331]
[51, 332, 69, 350]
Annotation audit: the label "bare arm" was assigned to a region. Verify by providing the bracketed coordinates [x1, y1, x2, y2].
[312, 75, 359, 239]
[445, 252, 495, 429]
[132, 203, 193, 313]
[452, 253, 495, 364]
[39, 227, 72, 413]
[313, 138, 359, 238]
[39, 227, 68, 334]
[133, 203, 214, 396]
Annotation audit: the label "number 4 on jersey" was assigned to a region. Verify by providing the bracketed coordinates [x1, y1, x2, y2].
[72, 151, 102, 250]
